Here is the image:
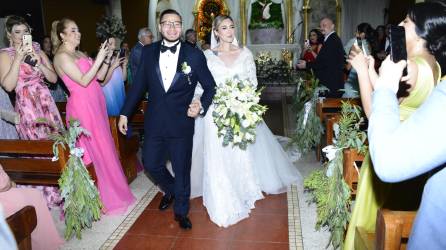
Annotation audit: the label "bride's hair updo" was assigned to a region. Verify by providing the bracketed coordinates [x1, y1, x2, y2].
[50, 18, 74, 54]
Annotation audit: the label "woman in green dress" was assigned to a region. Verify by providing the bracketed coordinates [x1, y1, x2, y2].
[343, 2, 445, 249]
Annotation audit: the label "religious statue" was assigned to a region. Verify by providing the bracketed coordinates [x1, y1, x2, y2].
[248, 0, 285, 44]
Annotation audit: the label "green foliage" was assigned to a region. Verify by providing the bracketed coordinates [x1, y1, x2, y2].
[96, 15, 127, 41]
[304, 101, 367, 249]
[289, 73, 328, 153]
[49, 119, 102, 240]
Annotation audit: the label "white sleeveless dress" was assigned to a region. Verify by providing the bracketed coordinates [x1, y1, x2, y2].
[191, 47, 302, 227]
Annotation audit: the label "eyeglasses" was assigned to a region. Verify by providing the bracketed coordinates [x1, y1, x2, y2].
[161, 21, 182, 29]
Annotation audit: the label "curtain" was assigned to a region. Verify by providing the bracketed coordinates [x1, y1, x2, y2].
[341, 0, 390, 43]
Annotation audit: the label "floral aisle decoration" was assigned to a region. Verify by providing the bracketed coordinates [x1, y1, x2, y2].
[212, 76, 267, 150]
[48, 119, 102, 240]
[304, 102, 367, 249]
[289, 72, 328, 153]
[96, 15, 127, 41]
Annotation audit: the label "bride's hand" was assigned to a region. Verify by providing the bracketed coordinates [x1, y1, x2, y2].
[187, 99, 201, 118]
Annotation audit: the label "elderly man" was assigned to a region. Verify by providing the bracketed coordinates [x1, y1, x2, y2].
[129, 27, 153, 83]
[297, 18, 345, 97]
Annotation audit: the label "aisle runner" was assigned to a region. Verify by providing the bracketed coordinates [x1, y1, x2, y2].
[100, 186, 303, 250]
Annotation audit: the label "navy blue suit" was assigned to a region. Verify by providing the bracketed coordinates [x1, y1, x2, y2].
[121, 41, 216, 216]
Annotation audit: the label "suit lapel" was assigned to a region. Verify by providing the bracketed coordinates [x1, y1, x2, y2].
[168, 42, 186, 92]
[153, 42, 164, 90]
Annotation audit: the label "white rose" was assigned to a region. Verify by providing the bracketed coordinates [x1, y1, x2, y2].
[241, 119, 250, 128]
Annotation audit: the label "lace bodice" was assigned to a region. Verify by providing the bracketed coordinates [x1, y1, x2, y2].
[204, 47, 258, 87]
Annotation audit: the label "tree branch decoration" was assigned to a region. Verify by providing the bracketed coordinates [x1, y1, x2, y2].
[49, 119, 102, 240]
[96, 15, 127, 41]
[289, 72, 328, 153]
[304, 102, 367, 249]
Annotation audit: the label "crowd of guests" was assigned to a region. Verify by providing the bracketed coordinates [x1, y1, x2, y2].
[297, 1, 446, 249]
[0, 0, 445, 248]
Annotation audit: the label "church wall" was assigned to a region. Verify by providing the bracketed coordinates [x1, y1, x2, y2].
[308, 0, 337, 35]
[42, 0, 107, 55]
[121, 0, 149, 48]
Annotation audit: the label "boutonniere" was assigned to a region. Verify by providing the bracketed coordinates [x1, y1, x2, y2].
[181, 62, 192, 85]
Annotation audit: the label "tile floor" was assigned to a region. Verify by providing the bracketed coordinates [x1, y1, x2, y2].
[114, 192, 292, 250]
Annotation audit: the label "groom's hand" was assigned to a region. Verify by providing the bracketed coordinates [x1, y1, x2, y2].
[187, 99, 201, 118]
[118, 115, 128, 135]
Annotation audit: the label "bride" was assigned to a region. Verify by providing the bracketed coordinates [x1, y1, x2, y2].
[191, 15, 302, 227]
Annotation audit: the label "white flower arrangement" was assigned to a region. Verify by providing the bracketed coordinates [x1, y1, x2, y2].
[212, 76, 267, 150]
[181, 62, 192, 84]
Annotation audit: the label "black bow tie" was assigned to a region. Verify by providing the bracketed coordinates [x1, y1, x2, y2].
[160, 41, 180, 54]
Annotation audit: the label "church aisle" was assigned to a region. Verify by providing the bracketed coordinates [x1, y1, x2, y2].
[109, 190, 300, 250]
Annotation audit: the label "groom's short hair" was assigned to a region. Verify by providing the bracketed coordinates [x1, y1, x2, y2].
[159, 9, 182, 23]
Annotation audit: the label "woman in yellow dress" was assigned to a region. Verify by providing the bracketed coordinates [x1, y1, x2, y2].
[343, 2, 445, 249]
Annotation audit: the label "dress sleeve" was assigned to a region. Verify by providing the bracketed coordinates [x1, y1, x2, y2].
[244, 48, 258, 88]
[369, 81, 446, 182]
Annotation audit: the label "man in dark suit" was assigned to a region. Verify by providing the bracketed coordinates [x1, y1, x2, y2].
[297, 18, 345, 97]
[129, 27, 153, 83]
[118, 9, 216, 229]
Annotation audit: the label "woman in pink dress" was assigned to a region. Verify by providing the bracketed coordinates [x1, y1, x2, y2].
[0, 15, 63, 208]
[51, 18, 135, 215]
[0, 164, 64, 250]
[0, 15, 63, 139]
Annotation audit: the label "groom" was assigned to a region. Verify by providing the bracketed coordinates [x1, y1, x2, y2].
[118, 9, 216, 229]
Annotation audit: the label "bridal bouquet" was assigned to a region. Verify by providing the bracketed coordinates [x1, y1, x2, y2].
[212, 76, 267, 150]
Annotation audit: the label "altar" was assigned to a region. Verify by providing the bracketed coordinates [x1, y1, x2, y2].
[247, 43, 301, 65]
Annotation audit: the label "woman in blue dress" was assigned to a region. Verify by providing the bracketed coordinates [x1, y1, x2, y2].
[102, 37, 127, 116]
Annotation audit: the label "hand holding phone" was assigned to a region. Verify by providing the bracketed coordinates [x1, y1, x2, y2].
[389, 25, 408, 76]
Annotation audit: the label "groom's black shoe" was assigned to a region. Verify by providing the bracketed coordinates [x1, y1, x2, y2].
[158, 194, 174, 210]
[175, 214, 192, 229]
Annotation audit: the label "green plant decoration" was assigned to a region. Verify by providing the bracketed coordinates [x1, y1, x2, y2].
[48, 119, 102, 240]
[304, 101, 367, 249]
[289, 72, 328, 153]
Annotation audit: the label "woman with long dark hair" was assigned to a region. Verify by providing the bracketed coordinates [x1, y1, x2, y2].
[343, 2, 445, 249]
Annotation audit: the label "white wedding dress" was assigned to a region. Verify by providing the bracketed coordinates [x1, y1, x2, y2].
[191, 47, 302, 227]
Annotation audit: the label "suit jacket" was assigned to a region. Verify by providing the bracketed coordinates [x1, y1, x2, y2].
[121, 41, 216, 138]
[307, 32, 345, 97]
[129, 42, 143, 82]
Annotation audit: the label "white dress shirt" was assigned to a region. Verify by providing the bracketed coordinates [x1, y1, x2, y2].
[159, 40, 181, 92]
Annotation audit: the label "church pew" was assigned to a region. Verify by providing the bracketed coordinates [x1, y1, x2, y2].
[315, 98, 361, 161]
[355, 209, 416, 250]
[0, 139, 96, 185]
[6, 206, 37, 250]
[108, 116, 138, 183]
[343, 148, 365, 197]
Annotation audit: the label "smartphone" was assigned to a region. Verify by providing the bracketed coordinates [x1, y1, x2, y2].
[24, 55, 37, 67]
[389, 25, 408, 75]
[22, 34, 33, 53]
[118, 48, 126, 58]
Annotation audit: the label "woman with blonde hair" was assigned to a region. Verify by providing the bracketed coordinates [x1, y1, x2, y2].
[51, 18, 135, 215]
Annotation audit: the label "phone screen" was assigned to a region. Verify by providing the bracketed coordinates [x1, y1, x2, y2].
[22, 34, 33, 53]
[389, 25, 407, 75]
[119, 48, 126, 58]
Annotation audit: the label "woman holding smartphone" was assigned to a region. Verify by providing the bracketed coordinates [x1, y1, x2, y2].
[0, 15, 63, 140]
[343, 2, 445, 249]
[52, 18, 135, 215]
[101, 37, 128, 116]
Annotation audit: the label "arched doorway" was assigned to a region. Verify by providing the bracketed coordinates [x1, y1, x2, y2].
[193, 0, 230, 44]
